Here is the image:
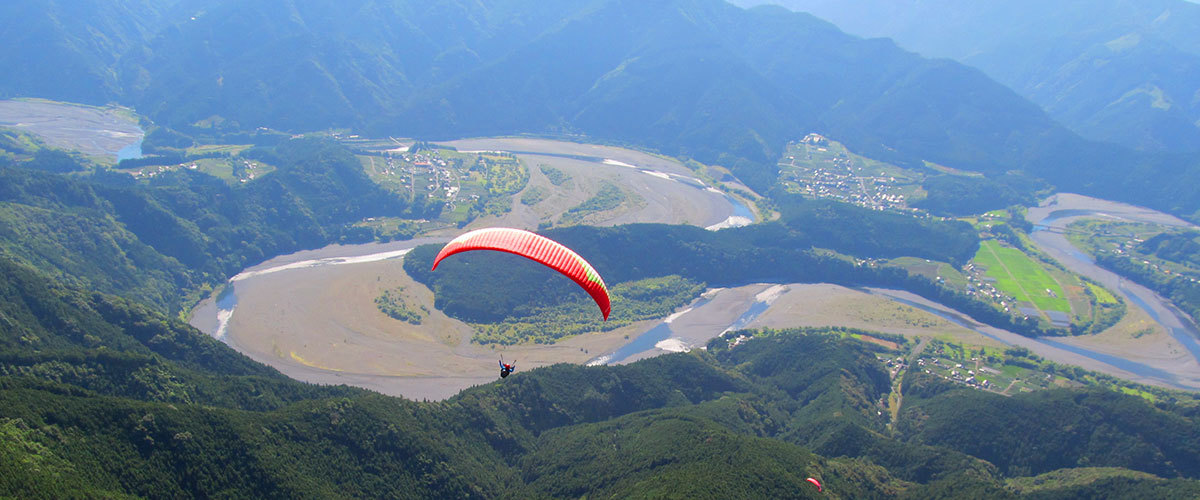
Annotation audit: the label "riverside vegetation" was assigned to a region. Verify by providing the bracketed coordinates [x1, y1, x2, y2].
[9, 0, 1200, 221]
[1067, 221, 1200, 325]
[374, 287, 427, 325]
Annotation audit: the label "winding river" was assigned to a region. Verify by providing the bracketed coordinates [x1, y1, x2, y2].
[190, 139, 755, 399]
[590, 193, 1200, 390]
[192, 169, 1200, 397]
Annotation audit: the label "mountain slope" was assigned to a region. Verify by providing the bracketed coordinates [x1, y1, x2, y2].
[0, 138, 406, 312]
[7, 0, 1200, 218]
[123, 0, 606, 131]
[734, 0, 1200, 153]
[6, 266, 1200, 498]
[0, 0, 191, 103]
[378, 0, 1079, 181]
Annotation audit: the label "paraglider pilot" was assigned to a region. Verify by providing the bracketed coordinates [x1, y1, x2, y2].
[499, 358, 516, 378]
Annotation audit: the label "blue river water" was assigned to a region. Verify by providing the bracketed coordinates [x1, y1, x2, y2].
[197, 151, 750, 352]
[1039, 209, 1200, 360]
[1118, 281, 1200, 361]
[596, 294, 772, 365]
[725, 194, 754, 221]
[1027, 208, 1200, 387]
[116, 140, 143, 161]
[593, 204, 1200, 387]
[599, 301, 709, 365]
[604, 323, 674, 364]
[216, 284, 237, 310]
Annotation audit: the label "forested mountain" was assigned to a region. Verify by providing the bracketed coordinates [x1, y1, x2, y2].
[6, 0, 1200, 218]
[6, 253, 1200, 498]
[0, 138, 404, 313]
[735, 0, 1200, 154]
[0, 144, 1191, 497]
[0, 0, 191, 104]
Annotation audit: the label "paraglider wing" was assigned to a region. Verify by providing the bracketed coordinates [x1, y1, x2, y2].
[431, 227, 611, 320]
[806, 477, 822, 492]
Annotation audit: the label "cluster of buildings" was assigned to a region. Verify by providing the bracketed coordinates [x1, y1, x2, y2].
[1091, 234, 1200, 283]
[914, 356, 996, 391]
[727, 333, 754, 349]
[127, 163, 194, 179]
[961, 263, 1017, 312]
[379, 151, 464, 203]
[781, 135, 915, 212]
[234, 159, 263, 182]
[126, 158, 266, 184]
[881, 355, 907, 379]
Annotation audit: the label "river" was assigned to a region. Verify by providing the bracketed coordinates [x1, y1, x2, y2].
[587, 193, 1200, 390]
[1023, 193, 1200, 388]
[192, 179, 1200, 396]
[189, 139, 756, 399]
[0, 99, 143, 161]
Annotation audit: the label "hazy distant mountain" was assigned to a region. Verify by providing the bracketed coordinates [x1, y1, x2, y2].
[122, 0, 1090, 187]
[0, 0, 194, 103]
[2, 0, 1059, 180]
[732, 0, 1200, 153]
[121, 0, 605, 131]
[4, 0, 1200, 217]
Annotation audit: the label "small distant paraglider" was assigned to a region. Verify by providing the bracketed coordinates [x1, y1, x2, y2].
[499, 356, 516, 378]
[806, 477, 823, 492]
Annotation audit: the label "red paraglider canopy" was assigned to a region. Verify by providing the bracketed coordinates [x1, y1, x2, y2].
[431, 227, 611, 320]
[806, 477, 823, 492]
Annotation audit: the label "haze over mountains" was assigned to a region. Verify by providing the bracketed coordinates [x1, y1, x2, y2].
[6, 0, 1200, 218]
[735, 0, 1200, 154]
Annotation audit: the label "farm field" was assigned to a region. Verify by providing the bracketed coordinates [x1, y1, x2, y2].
[886, 256, 969, 288]
[973, 240, 1070, 314]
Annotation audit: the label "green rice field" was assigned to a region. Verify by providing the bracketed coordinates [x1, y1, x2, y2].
[973, 240, 1070, 313]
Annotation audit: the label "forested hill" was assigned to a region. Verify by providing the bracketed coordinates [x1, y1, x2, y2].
[5, 252, 1200, 497]
[0, 0, 182, 104]
[0, 138, 405, 313]
[6, 0, 1200, 218]
[405, 199, 1060, 338]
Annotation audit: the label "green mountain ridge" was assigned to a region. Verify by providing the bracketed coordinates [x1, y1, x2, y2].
[5, 256, 1200, 497]
[7, 0, 1200, 219]
[0, 138, 406, 313]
